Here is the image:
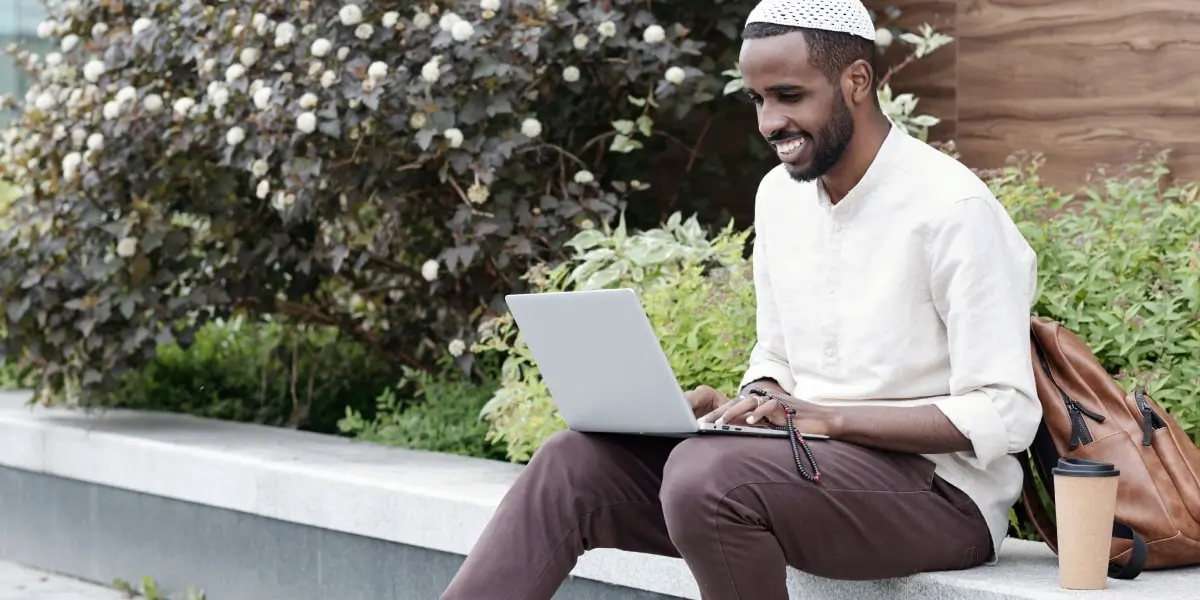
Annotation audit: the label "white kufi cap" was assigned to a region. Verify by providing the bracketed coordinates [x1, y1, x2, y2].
[746, 0, 876, 42]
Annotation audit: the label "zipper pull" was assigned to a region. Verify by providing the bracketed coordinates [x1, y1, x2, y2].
[1073, 400, 1106, 423]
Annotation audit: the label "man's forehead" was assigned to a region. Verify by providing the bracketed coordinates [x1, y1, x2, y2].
[739, 34, 820, 81]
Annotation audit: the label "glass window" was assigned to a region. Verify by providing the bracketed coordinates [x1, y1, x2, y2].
[1, 0, 52, 125]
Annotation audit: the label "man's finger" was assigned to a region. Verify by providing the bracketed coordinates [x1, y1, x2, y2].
[714, 396, 756, 425]
[744, 397, 776, 426]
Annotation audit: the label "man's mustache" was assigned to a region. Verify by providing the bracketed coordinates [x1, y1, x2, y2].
[766, 131, 809, 144]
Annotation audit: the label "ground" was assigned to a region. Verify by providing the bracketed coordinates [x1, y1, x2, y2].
[0, 561, 126, 600]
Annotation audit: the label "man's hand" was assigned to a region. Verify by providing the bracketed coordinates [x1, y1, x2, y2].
[684, 385, 733, 420]
[700, 389, 840, 437]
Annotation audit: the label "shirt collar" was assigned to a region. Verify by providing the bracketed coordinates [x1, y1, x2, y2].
[818, 123, 908, 212]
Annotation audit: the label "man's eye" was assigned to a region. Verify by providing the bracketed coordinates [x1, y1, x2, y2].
[779, 93, 803, 102]
[744, 93, 763, 105]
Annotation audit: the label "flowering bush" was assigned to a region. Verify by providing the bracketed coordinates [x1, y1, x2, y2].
[0, 0, 950, 404]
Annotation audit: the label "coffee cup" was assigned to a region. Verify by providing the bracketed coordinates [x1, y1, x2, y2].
[1052, 457, 1121, 590]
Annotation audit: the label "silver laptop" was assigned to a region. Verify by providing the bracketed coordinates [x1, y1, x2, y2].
[505, 288, 826, 440]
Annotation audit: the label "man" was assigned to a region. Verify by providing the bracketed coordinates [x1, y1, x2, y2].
[442, 0, 1043, 598]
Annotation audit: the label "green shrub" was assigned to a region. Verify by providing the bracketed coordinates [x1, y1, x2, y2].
[994, 150, 1200, 443]
[95, 316, 400, 433]
[0, 0, 952, 410]
[474, 213, 755, 462]
[338, 354, 506, 461]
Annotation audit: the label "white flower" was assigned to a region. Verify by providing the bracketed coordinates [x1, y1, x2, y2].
[252, 13, 270, 34]
[520, 117, 542, 138]
[574, 170, 595, 184]
[665, 66, 686, 85]
[355, 24, 374, 40]
[52, 125, 67, 142]
[448, 338, 466, 357]
[251, 159, 269, 177]
[210, 86, 229, 108]
[444, 127, 464, 148]
[232, 24, 246, 38]
[37, 20, 57, 39]
[274, 22, 296, 47]
[481, 0, 502, 10]
[339, 4, 364, 26]
[451, 20, 474, 42]
[573, 33, 589, 50]
[116, 86, 137, 104]
[61, 151, 82, 180]
[875, 28, 894, 48]
[597, 21, 616, 38]
[45, 52, 63, 67]
[308, 61, 324, 78]
[225, 63, 245, 82]
[413, 12, 432, 29]
[421, 58, 441, 83]
[296, 111, 317, 134]
[409, 112, 427, 129]
[467, 182, 490, 204]
[337, 46, 350, 60]
[482, 9, 496, 20]
[310, 38, 332, 57]
[439, 12, 463, 31]
[143, 93, 164, 112]
[299, 92, 318, 109]
[34, 91, 56, 111]
[92, 23, 109, 38]
[643, 24, 666, 44]
[172, 97, 195, 116]
[320, 70, 338, 88]
[361, 78, 376, 92]
[367, 61, 387, 79]
[421, 259, 439, 281]
[256, 179, 270, 199]
[116, 237, 138, 258]
[61, 35, 80, 53]
[82, 59, 105, 82]
[240, 48, 261, 67]
[201, 58, 218, 74]
[253, 87, 272, 110]
[226, 126, 245, 146]
[70, 128, 87, 147]
[562, 65, 580, 82]
[132, 18, 153, 35]
[382, 11, 400, 28]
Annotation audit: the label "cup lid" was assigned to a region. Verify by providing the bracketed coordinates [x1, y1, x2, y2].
[1053, 457, 1120, 477]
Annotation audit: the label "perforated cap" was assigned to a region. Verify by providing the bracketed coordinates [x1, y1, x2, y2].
[746, 0, 876, 42]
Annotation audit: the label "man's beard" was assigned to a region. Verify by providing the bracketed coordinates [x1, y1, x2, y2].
[785, 89, 855, 183]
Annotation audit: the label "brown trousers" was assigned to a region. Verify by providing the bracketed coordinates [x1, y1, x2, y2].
[441, 430, 993, 600]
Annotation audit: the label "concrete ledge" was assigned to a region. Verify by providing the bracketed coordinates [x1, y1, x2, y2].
[0, 391, 1195, 599]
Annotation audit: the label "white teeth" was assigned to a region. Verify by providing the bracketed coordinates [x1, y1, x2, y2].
[775, 138, 805, 155]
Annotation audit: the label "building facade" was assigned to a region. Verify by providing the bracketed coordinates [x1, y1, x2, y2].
[1, 0, 50, 124]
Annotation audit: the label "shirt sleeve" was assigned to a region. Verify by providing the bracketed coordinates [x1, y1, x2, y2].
[927, 196, 1043, 469]
[739, 183, 797, 394]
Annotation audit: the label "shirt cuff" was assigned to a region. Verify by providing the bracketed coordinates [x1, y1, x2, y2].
[740, 362, 796, 395]
[933, 390, 1010, 468]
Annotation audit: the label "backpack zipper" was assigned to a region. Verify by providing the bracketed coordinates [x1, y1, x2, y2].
[1065, 397, 1105, 448]
[1134, 387, 1168, 446]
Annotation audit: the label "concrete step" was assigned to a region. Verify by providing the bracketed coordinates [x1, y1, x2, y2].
[0, 560, 128, 600]
[1, 391, 1197, 599]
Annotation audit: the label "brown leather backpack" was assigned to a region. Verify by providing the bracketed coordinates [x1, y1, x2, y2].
[1016, 316, 1200, 580]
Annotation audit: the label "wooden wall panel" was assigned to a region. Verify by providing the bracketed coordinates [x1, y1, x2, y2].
[868, 0, 959, 141]
[955, 0, 1200, 189]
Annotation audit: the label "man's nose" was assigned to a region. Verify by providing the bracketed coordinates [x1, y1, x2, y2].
[758, 104, 788, 139]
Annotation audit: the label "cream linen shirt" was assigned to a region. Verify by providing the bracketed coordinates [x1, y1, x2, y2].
[739, 124, 1043, 562]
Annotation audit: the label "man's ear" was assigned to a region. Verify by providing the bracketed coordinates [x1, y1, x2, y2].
[843, 59, 876, 106]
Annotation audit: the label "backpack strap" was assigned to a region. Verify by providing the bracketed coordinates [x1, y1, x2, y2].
[1110, 521, 1147, 580]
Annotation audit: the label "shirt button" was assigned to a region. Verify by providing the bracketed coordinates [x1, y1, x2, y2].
[834, 224, 844, 233]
